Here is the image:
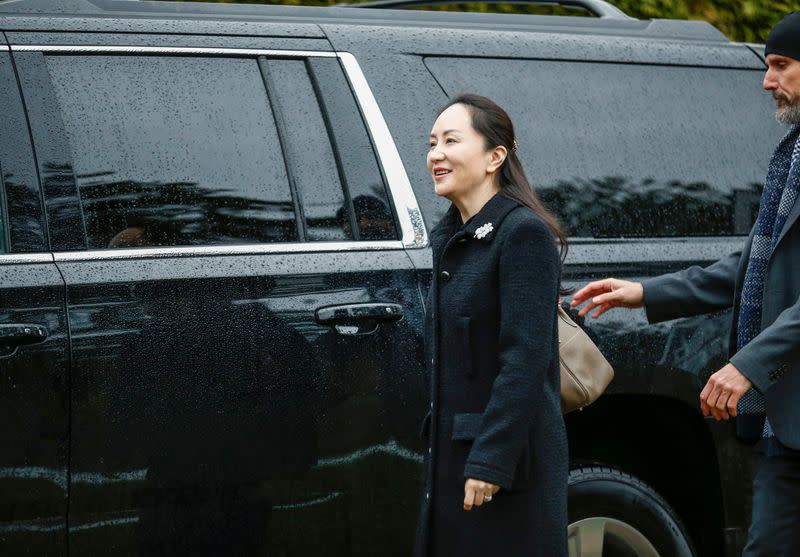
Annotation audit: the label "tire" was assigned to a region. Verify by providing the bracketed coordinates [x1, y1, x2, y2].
[567, 466, 696, 557]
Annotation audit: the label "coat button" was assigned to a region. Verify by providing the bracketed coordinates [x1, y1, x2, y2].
[426, 492, 430, 500]
[440, 270, 451, 282]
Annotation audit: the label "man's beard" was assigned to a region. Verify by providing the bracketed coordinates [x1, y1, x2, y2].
[774, 92, 800, 124]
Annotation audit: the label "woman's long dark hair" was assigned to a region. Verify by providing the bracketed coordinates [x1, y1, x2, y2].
[437, 93, 569, 265]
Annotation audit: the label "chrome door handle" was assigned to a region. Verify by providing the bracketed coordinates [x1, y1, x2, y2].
[315, 303, 404, 325]
[0, 324, 49, 346]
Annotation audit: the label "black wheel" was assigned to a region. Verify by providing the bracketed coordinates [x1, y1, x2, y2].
[567, 466, 695, 557]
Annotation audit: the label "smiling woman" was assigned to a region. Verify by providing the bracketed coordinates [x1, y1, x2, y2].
[427, 103, 503, 217]
[416, 94, 568, 557]
[427, 95, 568, 260]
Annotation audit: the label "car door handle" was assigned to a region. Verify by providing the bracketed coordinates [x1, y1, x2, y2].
[315, 303, 404, 325]
[0, 324, 49, 346]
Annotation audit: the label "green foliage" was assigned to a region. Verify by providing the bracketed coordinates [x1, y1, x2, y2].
[608, 0, 800, 43]
[176, 0, 800, 42]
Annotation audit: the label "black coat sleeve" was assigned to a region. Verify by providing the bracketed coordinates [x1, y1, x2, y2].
[463, 214, 561, 489]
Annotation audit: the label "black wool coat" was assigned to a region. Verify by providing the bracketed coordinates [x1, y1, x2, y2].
[415, 193, 568, 557]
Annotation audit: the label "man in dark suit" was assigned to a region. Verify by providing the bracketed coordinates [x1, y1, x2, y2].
[570, 12, 800, 557]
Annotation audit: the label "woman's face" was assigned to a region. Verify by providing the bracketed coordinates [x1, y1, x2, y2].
[427, 103, 496, 201]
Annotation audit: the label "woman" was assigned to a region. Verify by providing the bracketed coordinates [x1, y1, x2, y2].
[415, 94, 568, 557]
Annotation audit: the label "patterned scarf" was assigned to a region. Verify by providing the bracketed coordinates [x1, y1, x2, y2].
[736, 124, 800, 440]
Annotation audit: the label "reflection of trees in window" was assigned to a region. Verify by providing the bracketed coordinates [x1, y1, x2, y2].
[356, 184, 398, 241]
[79, 175, 297, 249]
[0, 173, 7, 253]
[335, 189, 396, 242]
[538, 176, 763, 238]
[352, 193, 395, 241]
[4, 168, 48, 252]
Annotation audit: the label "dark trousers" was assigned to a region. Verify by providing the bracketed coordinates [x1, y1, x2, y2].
[742, 452, 800, 557]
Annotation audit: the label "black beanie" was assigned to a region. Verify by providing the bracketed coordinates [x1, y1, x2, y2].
[765, 11, 800, 61]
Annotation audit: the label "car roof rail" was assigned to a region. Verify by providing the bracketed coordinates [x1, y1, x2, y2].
[0, 0, 104, 14]
[340, 0, 634, 20]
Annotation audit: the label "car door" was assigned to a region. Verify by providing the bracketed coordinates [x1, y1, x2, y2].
[14, 37, 428, 556]
[0, 48, 70, 555]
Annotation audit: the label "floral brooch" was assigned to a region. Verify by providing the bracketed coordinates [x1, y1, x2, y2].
[474, 222, 494, 239]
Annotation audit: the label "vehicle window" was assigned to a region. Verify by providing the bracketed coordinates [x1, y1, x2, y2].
[424, 57, 784, 238]
[0, 166, 7, 254]
[307, 58, 398, 241]
[0, 53, 46, 254]
[45, 55, 297, 249]
[264, 58, 355, 242]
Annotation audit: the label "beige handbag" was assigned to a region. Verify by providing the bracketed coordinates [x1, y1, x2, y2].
[557, 304, 614, 413]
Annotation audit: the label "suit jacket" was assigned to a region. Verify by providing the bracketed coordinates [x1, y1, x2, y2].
[414, 193, 567, 557]
[642, 192, 800, 448]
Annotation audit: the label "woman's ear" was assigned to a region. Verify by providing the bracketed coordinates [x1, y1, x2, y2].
[487, 145, 508, 174]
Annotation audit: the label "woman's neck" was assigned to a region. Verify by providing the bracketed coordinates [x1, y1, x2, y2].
[451, 182, 501, 224]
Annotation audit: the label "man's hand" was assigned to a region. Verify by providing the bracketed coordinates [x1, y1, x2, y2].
[570, 278, 645, 318]
[699, 363, 753, 421]
[463, 478, 500, 511]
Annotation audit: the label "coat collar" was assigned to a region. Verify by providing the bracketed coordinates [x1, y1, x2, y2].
[429, 205, 461, 253]
[429, 192, 521, 254]
[460, 193, 521, 242]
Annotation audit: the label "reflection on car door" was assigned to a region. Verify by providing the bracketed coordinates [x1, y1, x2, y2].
[17, 43, 427, 555]
[0, 51, 69, 555]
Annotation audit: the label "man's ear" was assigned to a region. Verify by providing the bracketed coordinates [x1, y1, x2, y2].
[487, 145, 508, 174]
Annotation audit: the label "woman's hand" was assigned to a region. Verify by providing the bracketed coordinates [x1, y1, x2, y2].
[463, 478, 500, 511]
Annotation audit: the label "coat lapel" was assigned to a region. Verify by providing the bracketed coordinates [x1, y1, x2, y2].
[772, 181, 800, 249]
[429, 204, 461, 256]
[771, 124, 800, 253]
[775, 196, 800, 250]
[461, 193, 521, 243]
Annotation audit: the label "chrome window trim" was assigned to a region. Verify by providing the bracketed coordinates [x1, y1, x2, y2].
[10, 44, 428, 250]
[565, 236, 746, 265]
[10, 45, 337, 57]
[0, 253, 54, 264]
[337, 52, 427, 249]
[53, 241, 405, 262]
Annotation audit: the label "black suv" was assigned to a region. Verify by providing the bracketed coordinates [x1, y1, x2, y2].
[0, 0, 782, 555]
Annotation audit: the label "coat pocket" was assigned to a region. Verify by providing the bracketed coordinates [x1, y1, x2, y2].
[515, 441, 531, 485]
[455, 316, 474, 378]
[451, 412, 482, 441]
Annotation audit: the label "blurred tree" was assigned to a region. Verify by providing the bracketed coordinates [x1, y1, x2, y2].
[176, 0, 800, 42]
[610, 0, 800, 43]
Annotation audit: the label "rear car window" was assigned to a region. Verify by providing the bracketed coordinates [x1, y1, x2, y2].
[264, 58, 354, 242]
[0, 167, 7, 254]
[263, 57, 397, 242]
[424, 57, 784, 238]
[307, 57, 398, 241]
[46, 55, 297, 249]
[0, 52, 45, 253]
